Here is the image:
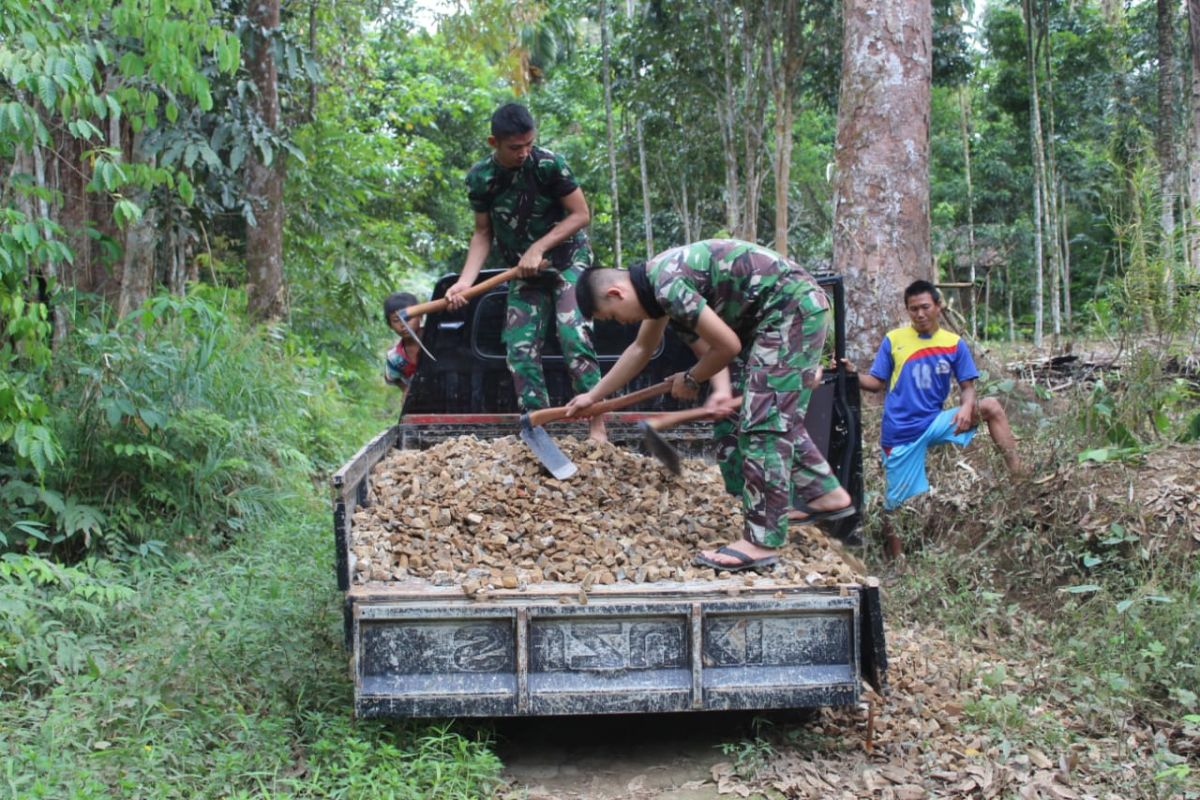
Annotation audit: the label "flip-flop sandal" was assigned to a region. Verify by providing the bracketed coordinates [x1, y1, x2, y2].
[693, 545, 779, 573]
[789, 502, 856, 524]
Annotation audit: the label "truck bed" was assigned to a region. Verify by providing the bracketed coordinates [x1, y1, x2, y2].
[334, 421, 886, 718]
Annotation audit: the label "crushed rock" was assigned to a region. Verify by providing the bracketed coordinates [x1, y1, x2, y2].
[350, 434, 865, 591]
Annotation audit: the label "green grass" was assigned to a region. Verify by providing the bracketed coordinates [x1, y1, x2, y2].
[0, 490, 502, 799]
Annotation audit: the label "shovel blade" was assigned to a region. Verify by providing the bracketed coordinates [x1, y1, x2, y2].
[519, 423, 578, 480]
[639, 421, 682, 475]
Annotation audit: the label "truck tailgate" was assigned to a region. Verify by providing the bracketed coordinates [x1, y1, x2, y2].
[350, 580, 884, 718]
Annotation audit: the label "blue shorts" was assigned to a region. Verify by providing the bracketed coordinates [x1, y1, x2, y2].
[883, 408, 976, 510]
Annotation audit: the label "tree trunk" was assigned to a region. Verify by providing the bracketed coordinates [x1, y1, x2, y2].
[1022, 0, 1046, 346]
[1039, 0, 1063, 338]
[773, 102, 793, 256]
[636, 118, 653, 258]
[715, 2, 742, 236]
[1189, 0, 1200, 275]
[738, 11, 768, 243]
[832, 0, 933, 362]
[1006, 260, 1015, 343]
[1060, 177, 1072, 324]
[600, 0, 622, 267]
[958, 86, 977, 339]
[245, 0, 287, 321]
[984, 267, 991, 339]
[1157, 0, 1179, 305]
[770, 0, 802, 256]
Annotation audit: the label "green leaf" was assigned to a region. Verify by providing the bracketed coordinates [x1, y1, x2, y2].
[177, 173, 194, 205]
[1077, 448, 1111, 463]
[1115, 599, 1134, 614]
[112, 199, 143, 227]
[74, 52, 94, 83]
[1062, 584, 1101, 594]
[37, 74, 56, 107]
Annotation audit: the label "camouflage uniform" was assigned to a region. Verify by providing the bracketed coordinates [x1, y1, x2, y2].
[465, 146, 601, 410]
[649, 239, 840, 549]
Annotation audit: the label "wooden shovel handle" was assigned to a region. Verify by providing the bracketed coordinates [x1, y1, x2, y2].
[647, 396, 743, 432]
[402, 263, 538, 320]
[527, 379, 674, 428]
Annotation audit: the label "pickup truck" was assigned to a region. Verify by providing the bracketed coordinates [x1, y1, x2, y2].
[332, 270, 887, 718]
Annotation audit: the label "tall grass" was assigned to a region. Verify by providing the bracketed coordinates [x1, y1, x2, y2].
[0, 496, 501, 799]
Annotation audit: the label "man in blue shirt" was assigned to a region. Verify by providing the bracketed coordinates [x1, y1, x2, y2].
[842, 280, 1022, 556]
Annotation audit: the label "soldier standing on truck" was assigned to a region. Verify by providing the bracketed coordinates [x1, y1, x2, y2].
[443, 103, 607, 442]
[566, 239, 854, 573]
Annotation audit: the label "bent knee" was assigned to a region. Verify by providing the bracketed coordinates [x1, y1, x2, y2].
[978, 397, 1005, 421]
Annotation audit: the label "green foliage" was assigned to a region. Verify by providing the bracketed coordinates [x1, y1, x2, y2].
[0, 554, 134, 691]
[283, 26, 503, 357]
[0, 291, 379, 561]
[0, 492, 500, 799]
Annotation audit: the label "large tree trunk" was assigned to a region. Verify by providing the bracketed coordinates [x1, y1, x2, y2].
[833, 0, 933, 362]
[1190, 0, 1200, 275]
[117, 129, 158, 317]
[1157, 0, 1179, 306]
[244, 0, 287, 321]
[1038, 0, 1063, 338]
[600, 0, 622, 267]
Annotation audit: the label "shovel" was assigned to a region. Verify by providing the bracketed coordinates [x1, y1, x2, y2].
[640, 397, 743, 474]
[519, 379, 675, 479]
[392, 265, 531, 361]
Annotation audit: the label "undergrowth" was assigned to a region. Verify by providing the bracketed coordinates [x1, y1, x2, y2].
[867, 349, 1200, 795]
[0, 290, 500, 798]
[0, 489, 501, 799]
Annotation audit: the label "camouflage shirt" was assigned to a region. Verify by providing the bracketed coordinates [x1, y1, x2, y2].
[647, 239, 821, 344]
[465, 146, 589, 271]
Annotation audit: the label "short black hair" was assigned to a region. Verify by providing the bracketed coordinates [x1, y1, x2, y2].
[490, 103, 535, 139]
[903, 280, 941, 305]
[383, 291, 418, 324]
[576, 267, 599, 320]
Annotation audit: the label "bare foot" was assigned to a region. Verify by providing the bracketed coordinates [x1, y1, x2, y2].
[788, 487, 853, 523]
[695, 540, 777, 569]
[1003, 450, 1027, 477]
[588, 414, 608, 443]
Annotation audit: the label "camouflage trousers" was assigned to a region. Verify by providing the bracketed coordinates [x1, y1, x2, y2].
[503, 260, 602, 411]
[713, 284, 840, 548]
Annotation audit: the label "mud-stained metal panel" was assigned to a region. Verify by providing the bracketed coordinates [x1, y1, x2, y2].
[529, 616, 688, 672]
[702, 614, 853, 668]
[358, 692, 517, 718]
[528, 681, 692, 715]
[359, 619, 515, 676]
[702, 682, 859, 711]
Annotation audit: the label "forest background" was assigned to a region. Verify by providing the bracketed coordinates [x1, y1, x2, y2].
[1, 0, 1199, 797]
